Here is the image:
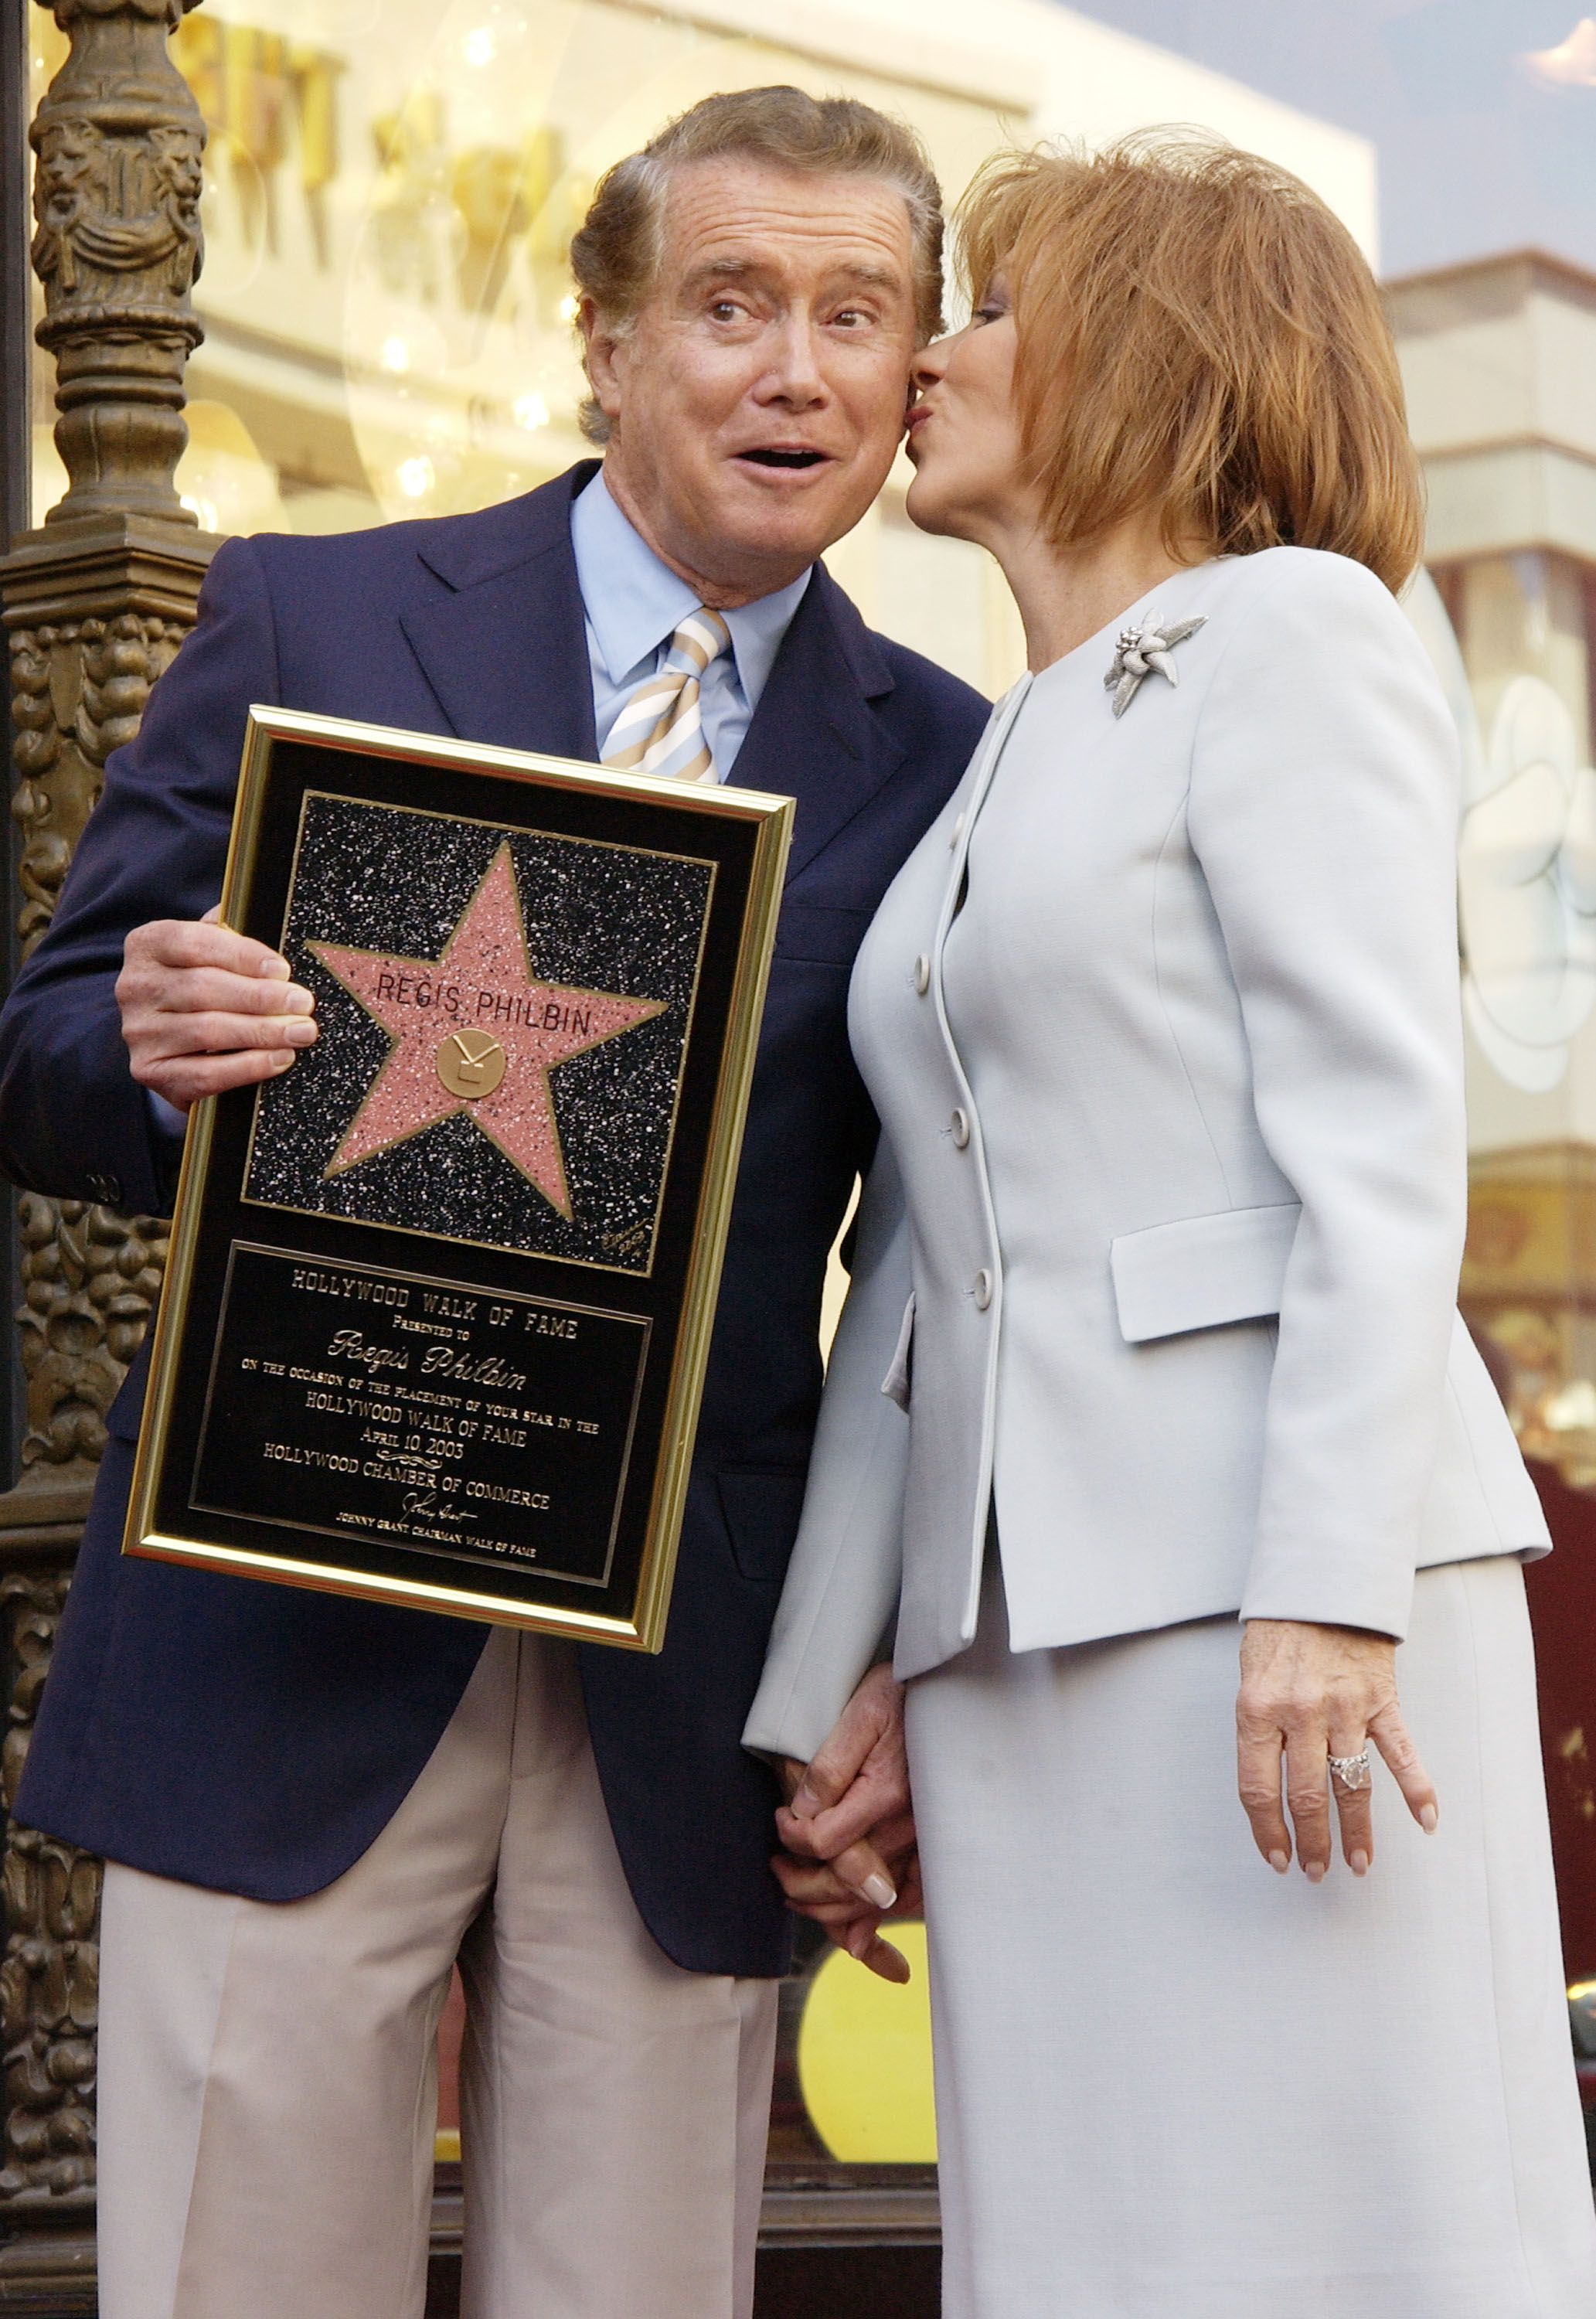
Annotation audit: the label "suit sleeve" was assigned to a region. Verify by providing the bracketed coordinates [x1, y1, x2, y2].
[0, 536, 281, 1215]
[1186, 553, 1466, 1641]
[743, 1131, 911, 1763]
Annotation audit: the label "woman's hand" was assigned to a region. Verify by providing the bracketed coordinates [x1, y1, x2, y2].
[1237, 1619, 1438, 1880]
[771, 1829, 923, 1984]
[772, 1663, 921, 1981]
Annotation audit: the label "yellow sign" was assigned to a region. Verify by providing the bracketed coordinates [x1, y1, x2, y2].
[796, 1924, 938, 2164]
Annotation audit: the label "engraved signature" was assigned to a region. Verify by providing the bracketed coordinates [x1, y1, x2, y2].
[403, 1488, 476, 1526]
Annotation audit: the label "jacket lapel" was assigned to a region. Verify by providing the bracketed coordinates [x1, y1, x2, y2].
[735, 567, 907, 882]
[399, 464, 601, 761]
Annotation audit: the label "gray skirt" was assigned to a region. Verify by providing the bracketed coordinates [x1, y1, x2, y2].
[906, 1554, 1596, 2319]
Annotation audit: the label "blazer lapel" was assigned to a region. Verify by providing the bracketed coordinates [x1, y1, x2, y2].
[399, 464, 601, 761]
[735, 568, 907, 882]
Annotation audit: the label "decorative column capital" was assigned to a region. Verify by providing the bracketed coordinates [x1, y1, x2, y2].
[36, 0, 205, 26]
[29, 0, 209, 526]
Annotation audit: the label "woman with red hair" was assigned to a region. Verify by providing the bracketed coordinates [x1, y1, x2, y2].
[750, 134, 1596, 2317]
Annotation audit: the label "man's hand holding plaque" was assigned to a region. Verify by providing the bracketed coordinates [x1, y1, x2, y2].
[117, 908, 318, 1106]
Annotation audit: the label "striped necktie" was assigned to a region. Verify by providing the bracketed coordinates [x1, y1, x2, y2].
[601, 608, 732, 785]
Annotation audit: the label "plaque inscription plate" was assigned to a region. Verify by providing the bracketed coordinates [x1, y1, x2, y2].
[124, 707, 792, 1649]
[192, 1246, 648, 1585]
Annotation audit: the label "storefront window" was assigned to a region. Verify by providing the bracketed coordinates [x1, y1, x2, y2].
[23, 0, 1596, 2202]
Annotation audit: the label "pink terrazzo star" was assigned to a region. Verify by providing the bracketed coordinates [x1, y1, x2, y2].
[308, 843, 664, 1217]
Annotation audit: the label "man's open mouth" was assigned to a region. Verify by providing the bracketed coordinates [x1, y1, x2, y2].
[737, 448, 828, 469]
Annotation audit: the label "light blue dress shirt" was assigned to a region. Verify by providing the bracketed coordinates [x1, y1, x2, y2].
[570, 465, 812, 781]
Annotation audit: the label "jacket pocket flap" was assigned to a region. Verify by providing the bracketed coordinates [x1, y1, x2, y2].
[1110, 1203, 1301, 1344]
[880, 1292, 916, 1412]
[774, 904, 873, 969]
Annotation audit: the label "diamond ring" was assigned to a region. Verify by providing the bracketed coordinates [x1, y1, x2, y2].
[1327, 1749, 1373, 1792]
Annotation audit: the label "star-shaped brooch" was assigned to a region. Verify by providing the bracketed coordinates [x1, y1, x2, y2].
[308, 843, 665, 1217]
[1104, 613, 1207, 717]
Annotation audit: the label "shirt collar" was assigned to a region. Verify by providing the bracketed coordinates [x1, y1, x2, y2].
[570, 465, 812, 708]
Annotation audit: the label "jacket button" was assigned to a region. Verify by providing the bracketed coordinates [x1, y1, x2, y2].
[914, 954, 931, 995]
[89, 1172, 122, 1206]
[951, 1107, 970, 1149]
[973, 1267, 993, 1310]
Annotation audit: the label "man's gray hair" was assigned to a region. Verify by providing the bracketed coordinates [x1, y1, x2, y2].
[570, 86, 945, 444]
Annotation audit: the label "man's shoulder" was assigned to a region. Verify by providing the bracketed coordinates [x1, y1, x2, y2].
[240, 488, 555, 594]
[240, 499, 529, 584]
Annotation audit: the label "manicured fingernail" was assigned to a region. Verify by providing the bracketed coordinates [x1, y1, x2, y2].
[271, 1051, 294, 1072]
[790, 1786, 818, 1818]
[283, 986, 315, 1015]
[862, 1873, 896, 1910]
[258, 954, 292, 979]
[1305, 1860, 1326, 1884]
[1350, 1849, 1370, 1877]
[1420, 1803, 1438, 1834]
[1268, 1850, 1289, 1875]
[284, 1020, 317, 1044]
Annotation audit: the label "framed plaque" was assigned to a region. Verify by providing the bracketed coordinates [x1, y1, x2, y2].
[124, 706, 793, 1650]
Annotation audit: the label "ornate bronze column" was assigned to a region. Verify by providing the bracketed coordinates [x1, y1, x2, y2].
[0, 1, 211, 2298]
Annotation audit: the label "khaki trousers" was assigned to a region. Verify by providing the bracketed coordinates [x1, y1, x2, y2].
[95, 1626, 779, 2319]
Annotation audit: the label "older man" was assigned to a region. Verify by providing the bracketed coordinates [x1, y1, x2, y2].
[0, 86, 987, 2319]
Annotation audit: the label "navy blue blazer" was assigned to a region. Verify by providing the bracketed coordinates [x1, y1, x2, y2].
[0, 464, 987, 1977]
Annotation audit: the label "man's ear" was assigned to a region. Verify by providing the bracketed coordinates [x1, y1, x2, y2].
[579, 295, 626, 433]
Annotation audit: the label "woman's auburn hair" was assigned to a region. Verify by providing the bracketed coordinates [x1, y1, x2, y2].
[957, 132, 1424, 595]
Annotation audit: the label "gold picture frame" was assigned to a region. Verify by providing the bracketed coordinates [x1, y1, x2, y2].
[124, 705, 793, 1651]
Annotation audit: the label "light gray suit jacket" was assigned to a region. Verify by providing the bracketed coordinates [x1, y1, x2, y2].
[746, 546, 1549, 1765]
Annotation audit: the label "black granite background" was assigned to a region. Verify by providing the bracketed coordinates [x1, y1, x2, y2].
[243, 795, 713, 1274]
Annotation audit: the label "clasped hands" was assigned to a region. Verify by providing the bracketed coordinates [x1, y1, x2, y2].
[774, 1663, 921, 1984]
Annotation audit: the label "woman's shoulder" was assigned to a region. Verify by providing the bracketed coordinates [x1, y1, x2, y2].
[1208, 543, 1403, 621]
[1185, 546, 1454, 792]
[1199, 544, 1433, 684]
